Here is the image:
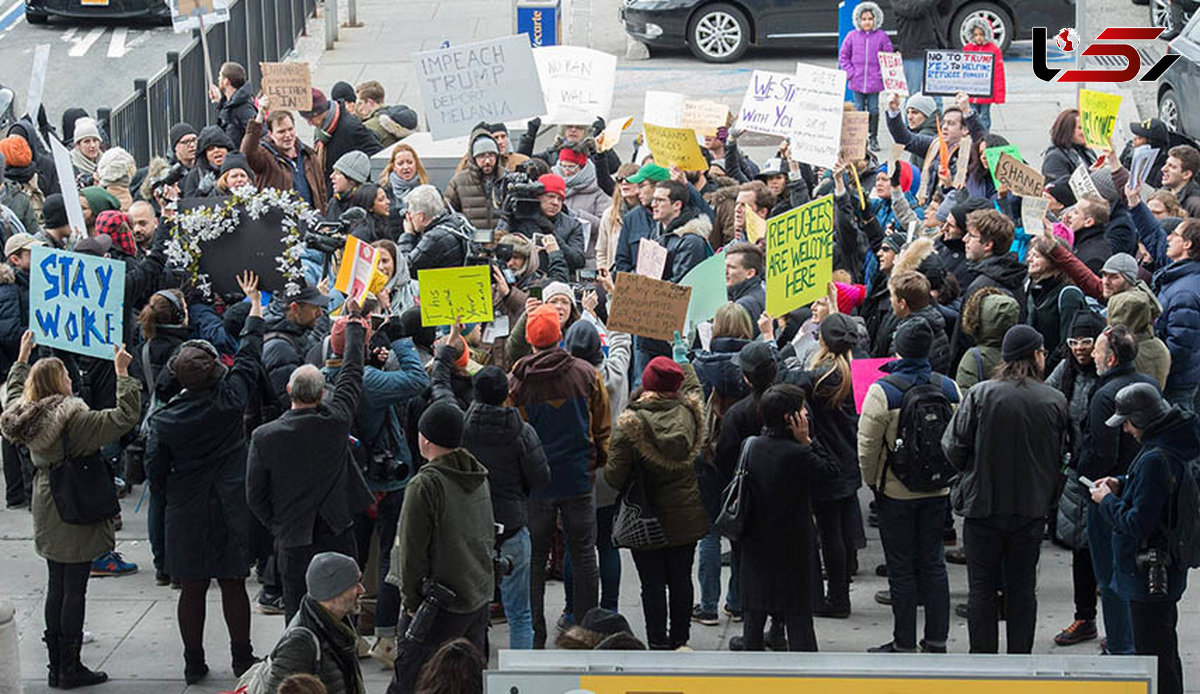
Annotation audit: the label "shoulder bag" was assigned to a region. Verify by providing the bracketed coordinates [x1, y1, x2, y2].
[714, 436, 757, 541]
[49, 430, 120, 525]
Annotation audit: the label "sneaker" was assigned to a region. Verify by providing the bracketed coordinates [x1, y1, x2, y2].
[723, 605, 743, 622]
[874, 589, 893, 606]
[813, 600, 851, 619]
[868, 641, 916, 653]
[256, 590, 285, 615]
[556, 611, 575, 631]
[919, 639, 947, 653]
[90, 551, 137, 576]
[945, 547, 967, 565]
[155, 573, 171, 587]
[691, 605, 719, 626]
[728, 635, 745, 651]
[1054, 619, 1098, 646]
[369, 636, 397, 669]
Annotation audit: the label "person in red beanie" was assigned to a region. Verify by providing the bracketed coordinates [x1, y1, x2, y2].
[554, 143, 610, 222]
[509, 303, 611, 648]
[497, 173, 587, 272]
[604, 343, 708, 650]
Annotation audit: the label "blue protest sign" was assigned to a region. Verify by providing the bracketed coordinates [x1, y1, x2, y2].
[29, 246, 126, 360]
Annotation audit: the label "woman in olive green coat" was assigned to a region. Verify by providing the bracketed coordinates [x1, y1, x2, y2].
[1, 332, 140, 688]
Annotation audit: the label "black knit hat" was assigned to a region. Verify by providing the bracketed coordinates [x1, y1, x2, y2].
[419, 401, 464, 449]
[1069, 311, 1105, 338]
[893, 318, 933, 359]
[331, 81, 356, 103]
[472, 366, 509, 407]
[169, 122, 197, 149]
[565, 321, 603, 366]
[1001, 324, 1045, 361]
[951, 197, 991, 232]
[819, 314, 858, 355]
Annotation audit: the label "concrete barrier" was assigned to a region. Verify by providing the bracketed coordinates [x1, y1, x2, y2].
[0, 599, 22, 694]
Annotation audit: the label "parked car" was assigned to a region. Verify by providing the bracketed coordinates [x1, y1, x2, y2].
[1150, 0, 1196, 39]
[1157, 13, 1200, 137]
[23, 0, 171, 24]
[621, 0, 1075, 62]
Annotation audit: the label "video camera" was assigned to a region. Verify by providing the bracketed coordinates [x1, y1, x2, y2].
[304, 207, 367, 255]
[496, 170, 544, 228]
[404, 579, 458, 644]
[461, 223, 517, 286]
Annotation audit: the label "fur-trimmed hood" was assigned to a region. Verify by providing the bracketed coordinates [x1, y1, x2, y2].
[0, 394, 88, 453]
[665, 209, 713, 240]
[853, 1, 884, 30]
[617, 393, 705, 469]
[894, 236, 935, 274]
[0, 264, 14, 285]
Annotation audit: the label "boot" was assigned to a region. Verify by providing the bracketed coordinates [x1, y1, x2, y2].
[183, 649, 208, 685]
[868, 112, 881, 152]
[43, 631, 59, 688]
[57, 635, 107, 689]
[231, 642, 258, 678]
[765, 617, 787, 651]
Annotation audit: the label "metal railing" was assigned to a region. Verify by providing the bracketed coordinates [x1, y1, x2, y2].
[97, 0, 317, 165]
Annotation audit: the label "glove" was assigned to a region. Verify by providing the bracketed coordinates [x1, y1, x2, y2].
[591, 116, 606, 137]
[672, 331, 689, 365]
[525, 117, 542, 137]
[381, 315, 410, 342]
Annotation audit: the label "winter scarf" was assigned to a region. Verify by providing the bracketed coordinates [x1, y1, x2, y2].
[555, 159, 598, 194]
[70, 146, 98, 180]
[389, 171, 420, 206]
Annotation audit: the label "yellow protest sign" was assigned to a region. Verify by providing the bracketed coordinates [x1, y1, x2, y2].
[333, 235, 379, 304]
[417, 265, 492, 327]
[643, 122, 708, 171]
[766, 195, 834, 316]
[681, 100, 729, 138]
[742, 202, 766, 244]
[1079, 89, 1123, 149]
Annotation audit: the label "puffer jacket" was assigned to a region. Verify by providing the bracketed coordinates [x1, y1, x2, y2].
[1107, 290, 1172, 389]
[261, 595, 365, 694]
[955, 291, 1019, 391]
[838, 2, 894, 94]
[658, 208, 713, 283]
[885, 303, 951, 374]
[444, 126, 506, 230]
[604, 365, 709, 548]
[1048, 356, 1099, 550]
[0, 362, 140, 563]
[397, 211, 471, 271]
[1152, 258, 1200, 389]
[461, 402, 550, 532]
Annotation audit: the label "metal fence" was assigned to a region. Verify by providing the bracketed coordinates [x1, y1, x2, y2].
[97, 0, 317, 165]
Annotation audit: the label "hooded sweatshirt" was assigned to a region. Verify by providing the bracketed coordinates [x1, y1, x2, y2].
[1107, 290, 1172, 389]
[955, 292, 1019, 391]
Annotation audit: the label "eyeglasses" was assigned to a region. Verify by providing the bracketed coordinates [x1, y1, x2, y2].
[177, 136, 198, 146]
[651, 197, 671, 204]
[1066, 337, 1095, 348]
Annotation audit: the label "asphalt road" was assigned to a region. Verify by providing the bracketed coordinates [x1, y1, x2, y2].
[0, 0, 191, 135]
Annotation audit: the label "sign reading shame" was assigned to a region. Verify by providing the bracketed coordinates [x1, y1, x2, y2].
[534, 45, 616, 124]
[414, 35, 546, 140]
[30, 247, 126, 360]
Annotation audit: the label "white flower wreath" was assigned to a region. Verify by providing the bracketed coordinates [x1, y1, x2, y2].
[167, 186, 319, 298]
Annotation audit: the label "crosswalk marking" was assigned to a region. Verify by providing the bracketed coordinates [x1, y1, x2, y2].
[106, 25, 127, 57]
[60, 26, 77, 41]
[66, 26, 104, 57]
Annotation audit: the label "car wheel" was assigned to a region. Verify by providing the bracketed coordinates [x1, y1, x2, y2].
[1160, 88, 1183, 134]
[687, 3, 750, 63]
[25, 9, 48, 23]
[952, 2, 1013, 54]
[1151, 0, 1184, 37]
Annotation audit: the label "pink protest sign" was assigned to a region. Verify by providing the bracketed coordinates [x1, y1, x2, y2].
[851, 357, 893, 414]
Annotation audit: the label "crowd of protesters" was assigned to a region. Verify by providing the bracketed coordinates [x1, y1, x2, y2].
[0, 43, 1197, 694]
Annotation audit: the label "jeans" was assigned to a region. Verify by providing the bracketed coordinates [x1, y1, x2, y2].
[743, 609, 816, 651]
[1087, 504, 1134, 654]
[851, 91, 879, 114]
[697, 529, 740, 614]
[964, 515, 1045, 653]
[353, 489, 405, 634]
[529, 493, 598, 648]
[278, 522, 357, 624]
[813, 496, 857, 609]
[45, 560, 90, 638]
[631, 542, 696, 648]
[1072, 546, 1098, 621]
[974, 103, 992, 130]
[1130, 599, 1183, 694]
[498, 527, 534, 649]
[147, 479, 167, 576]
[563, 503, 621, 616]
[1164, 384, 1198, 414]
[388, 606, 488, 694]
[903, 58, 926, 99]
[877, 495, 950, 649]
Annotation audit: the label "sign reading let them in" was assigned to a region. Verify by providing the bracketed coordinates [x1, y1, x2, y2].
[261, 62, 313, 111]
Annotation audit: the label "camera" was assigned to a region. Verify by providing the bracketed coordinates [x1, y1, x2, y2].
[304, 207, 367, 255]
[404, 579, 457, 644]
[493, 523, 514, 584]
[1137, 548, 1171, 596]
[496, 171, 544, 228]
[149, 162, 188, 201]
[367, 450, 409, 483]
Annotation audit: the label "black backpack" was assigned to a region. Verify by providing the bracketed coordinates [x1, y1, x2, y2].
[878, 373, 957, 493]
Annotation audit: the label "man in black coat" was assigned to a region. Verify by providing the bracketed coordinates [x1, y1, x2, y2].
[881, 270, 951, 373]
[949, 209, 1028, 366]
[726, 242, 766, 328]
[1064, 197, 1114, 275]
[397, 185, 472, 271]
[210, 62, 258, 149]
[891, 0, 950, 105]
[300, 88, 382, 185]
[247, 302, 374, 622]
[261, 286, 330, 420]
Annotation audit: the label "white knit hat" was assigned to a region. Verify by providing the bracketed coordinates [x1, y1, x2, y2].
[73, 117, 101, 145]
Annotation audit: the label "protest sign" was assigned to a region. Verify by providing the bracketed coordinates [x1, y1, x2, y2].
[48, 138, 87, 243]
[26, 44, 50, 125]
[679, 250, 727, 336]
[983, 144, 1022, 190]
[1079, 89, 1123, 149]
[681, 100, 729, 138]
[922, 49, 993, 97]
[738, 67, 846, 165]
[1130, 145, 1159, 189]
[743, 203, 766, 244]
[177, 198, 290, 295]
[643, 122, 708, 171]
[643, 90, 685, 127]
[850, 357, 892, 414]
[1069, 165, 1101, 203]
[597, 115, 634, 152]
[170, 0, 229, 33]
[1021, 194, 1050, 235]
[607, 272, 692, 342]
[840, 111, 869, 162]
[261, 62, 313, 111]
[29, 247, 126, 360]
[334, 236, 379, 304]
[635, 239, 668, 280]
[766, 195, 835, 317]
[994, 152, 1044, 198]
[414, 35, 546, 140]
[533, 45, 617, 124]
[417, 265, 493, 326]
[878, 51, 908, 96]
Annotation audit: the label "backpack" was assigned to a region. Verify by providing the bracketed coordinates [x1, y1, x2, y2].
[878, 373, 957, 493]
[1165, 450, 1200, 569]
[234, 625, 321, 694]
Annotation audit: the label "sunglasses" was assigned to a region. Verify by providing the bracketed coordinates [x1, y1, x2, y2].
[1067, 337, 1095, 348]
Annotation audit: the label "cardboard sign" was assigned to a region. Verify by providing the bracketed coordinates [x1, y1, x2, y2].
[606, 272, 692, 342]
[1079, 89, 1123, 149]
[176, 0, 213, 14]
[922, 49, 993, 97]
[983, 144, 1022, 190]
[170, 0, 229, 32]
[643, 90, 685, 127]
[643, 122, 708, 171]
[48, 138, 86, 243]
[840, 111, 869, 162]
[679, 250, 727, 336]
[1021, 194, 1050, 235]
[1130, 145, 1160, 189]
[597, 115, 634, 152]
[414, 35, 546, 141]
[850, 357, 892, 414]
[681, 100, 729, 138]
[743, 203, 766, 244]
[177, 198, 290, 294]
[635, 239, 668, 280]
[261, 62, 313, 111]
[1069, 165, 1102, 203]
[533, 45, 617, 124]
[29, 247, 126, 360]
[787, 63, 848, 169]
[765, 195, 835, 316]
[994, 152, 1045, 198]
[878, 51, 908, 96]
[417, 265, 493, 326]
[334, 236, 379, 304]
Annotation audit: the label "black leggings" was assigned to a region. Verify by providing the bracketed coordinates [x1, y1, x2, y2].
[742, 609, 817, 651]
[177, 578, 252, 652]
[813, 497, 856, 606]
[45, 560, 91, 637]
[1072, 546, 1098, 621]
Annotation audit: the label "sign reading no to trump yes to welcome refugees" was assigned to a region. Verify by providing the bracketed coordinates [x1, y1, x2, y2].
[414, 35, 547, 141]
[766, 195, 834, 317]
[29, 246, 126, 360]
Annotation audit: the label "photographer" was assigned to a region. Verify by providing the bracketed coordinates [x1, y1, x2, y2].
[386, 401, 494, 694]
[1093, 383, 1199, 694]
[492, 232, 569, 317]
[397, 185, 471, 271]
[497, 174, 587, 273]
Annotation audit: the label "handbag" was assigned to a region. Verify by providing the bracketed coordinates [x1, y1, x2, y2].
[714, 436, 757, 541]
[49, 431, 120, 525]
[610, 459, 667, 550]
